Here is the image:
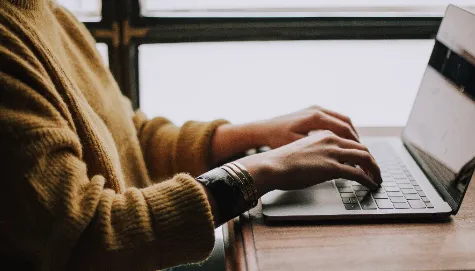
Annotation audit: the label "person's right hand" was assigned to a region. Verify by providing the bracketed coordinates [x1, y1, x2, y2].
[237, 130, 382, 198]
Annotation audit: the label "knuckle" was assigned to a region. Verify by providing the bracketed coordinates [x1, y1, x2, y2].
[361, 152, 372, 161]
[342, 124, 353, 134]
[326, 146, 342, 157]
[322, 133, 337, 143]
[311, 111, 324, 121]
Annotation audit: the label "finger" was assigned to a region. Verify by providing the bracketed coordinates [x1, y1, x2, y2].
[334, 136, 369, 152]
[318, 107, 358, 137]
[334, 138, 380, 178]
[319, 114, 359, 142]
[336, 163, 379, 189]
[338, 149, 382, 185]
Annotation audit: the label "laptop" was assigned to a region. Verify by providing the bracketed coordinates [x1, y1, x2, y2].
[261, 5, 475, 221]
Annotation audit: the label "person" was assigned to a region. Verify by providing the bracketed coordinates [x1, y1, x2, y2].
[0, 1, 382, 270]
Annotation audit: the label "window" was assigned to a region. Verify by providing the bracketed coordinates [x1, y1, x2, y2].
[96, 43, 109, 67]
[56, 0, 101, 22]
[140, 0, 475, 17]
[139, 40, 433, 127]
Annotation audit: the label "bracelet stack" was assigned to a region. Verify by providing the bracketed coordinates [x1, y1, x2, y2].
[220, 162, 258, 208]
[196, 162, 258, 225]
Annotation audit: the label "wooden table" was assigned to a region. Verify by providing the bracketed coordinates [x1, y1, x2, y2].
[223, 127, 475, 271]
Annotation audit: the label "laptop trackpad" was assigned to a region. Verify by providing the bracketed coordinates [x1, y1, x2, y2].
[262, 181, 344, 217]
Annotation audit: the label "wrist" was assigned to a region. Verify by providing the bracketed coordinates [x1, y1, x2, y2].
[212, 123, 266, 166]
[236, 153, 277, 198]
[242, 121, 269, 147]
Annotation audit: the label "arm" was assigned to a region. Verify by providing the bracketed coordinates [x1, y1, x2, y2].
[132, 110, 228, 180]
[0, 61, 214, 271]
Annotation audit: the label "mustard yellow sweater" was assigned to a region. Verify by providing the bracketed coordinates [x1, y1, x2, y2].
[0, 1, 228, 270]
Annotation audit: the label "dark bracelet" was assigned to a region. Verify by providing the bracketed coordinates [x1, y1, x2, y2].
[196, 168, 249, 224]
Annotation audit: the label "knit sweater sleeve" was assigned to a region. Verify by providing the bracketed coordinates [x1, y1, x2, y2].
[132, 108, 229, 180]
[0, 36, 215, 271]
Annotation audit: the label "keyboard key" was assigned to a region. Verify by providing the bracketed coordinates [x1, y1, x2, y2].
[401, 188, 417, 194]
[408, 200, 426, 209]
[350, 181, 360, 186]
[390, 197, 406, 203]
[421, 197, 430, 202]
[393, 202, 410, 209]
[356, 191, 369, 197]
[382, 182, 397, 187]
[352, 185, 369, 191]
[384, 187, 400, 192]
[335, 180, 350, 187]
[411, 181, 418, 185]
[418, 191, 426, 197]
[382, 176, 394, 182]
[372, 187, 386, 193]
[405, 194, 420, 200]
[392, 174, 407, 179]
[387, 191, 403, 197]
[414, 185, 423, 191]
[340, 193, 356, 198]
[395, 179, 411, 184]
[425, 202, 434, 208]
[343, 197, 358, 204]
[361, 202, 377, 210]
[338, 187, 354, 193]
[397, 183, 413, 189]
[372, 192, 388, 199]
[344, 204, 361, 210]
[375, 199, 394, 209]
[359, 195, 378, 209]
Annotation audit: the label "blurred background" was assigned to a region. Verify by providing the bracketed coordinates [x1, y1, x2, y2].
[57, 1, 475, 270]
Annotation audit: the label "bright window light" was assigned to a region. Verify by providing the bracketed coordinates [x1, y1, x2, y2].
[139, 40, 434, 127]
[56, 0, 101, 22]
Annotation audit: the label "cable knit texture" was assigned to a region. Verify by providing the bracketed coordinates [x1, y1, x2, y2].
[0, 1, 228, 270]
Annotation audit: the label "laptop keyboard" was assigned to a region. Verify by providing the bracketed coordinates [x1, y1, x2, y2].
[334, 142, 434, 210]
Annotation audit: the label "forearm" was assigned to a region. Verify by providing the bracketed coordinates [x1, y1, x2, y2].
[134, 111, 229, 178]
[211, 123, 265, 166]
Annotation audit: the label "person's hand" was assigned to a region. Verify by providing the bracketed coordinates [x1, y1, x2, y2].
[249, 106, 359, 149]
[237, 130, 382, 198]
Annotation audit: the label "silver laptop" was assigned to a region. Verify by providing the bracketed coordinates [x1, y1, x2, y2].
[262, 5, 475, 221]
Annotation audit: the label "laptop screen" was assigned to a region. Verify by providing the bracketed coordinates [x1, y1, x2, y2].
[402, 5, 475, 214]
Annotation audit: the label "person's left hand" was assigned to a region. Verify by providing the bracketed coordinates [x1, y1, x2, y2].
[212, 106, 359, 166]
[249, 106, 359, 149]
